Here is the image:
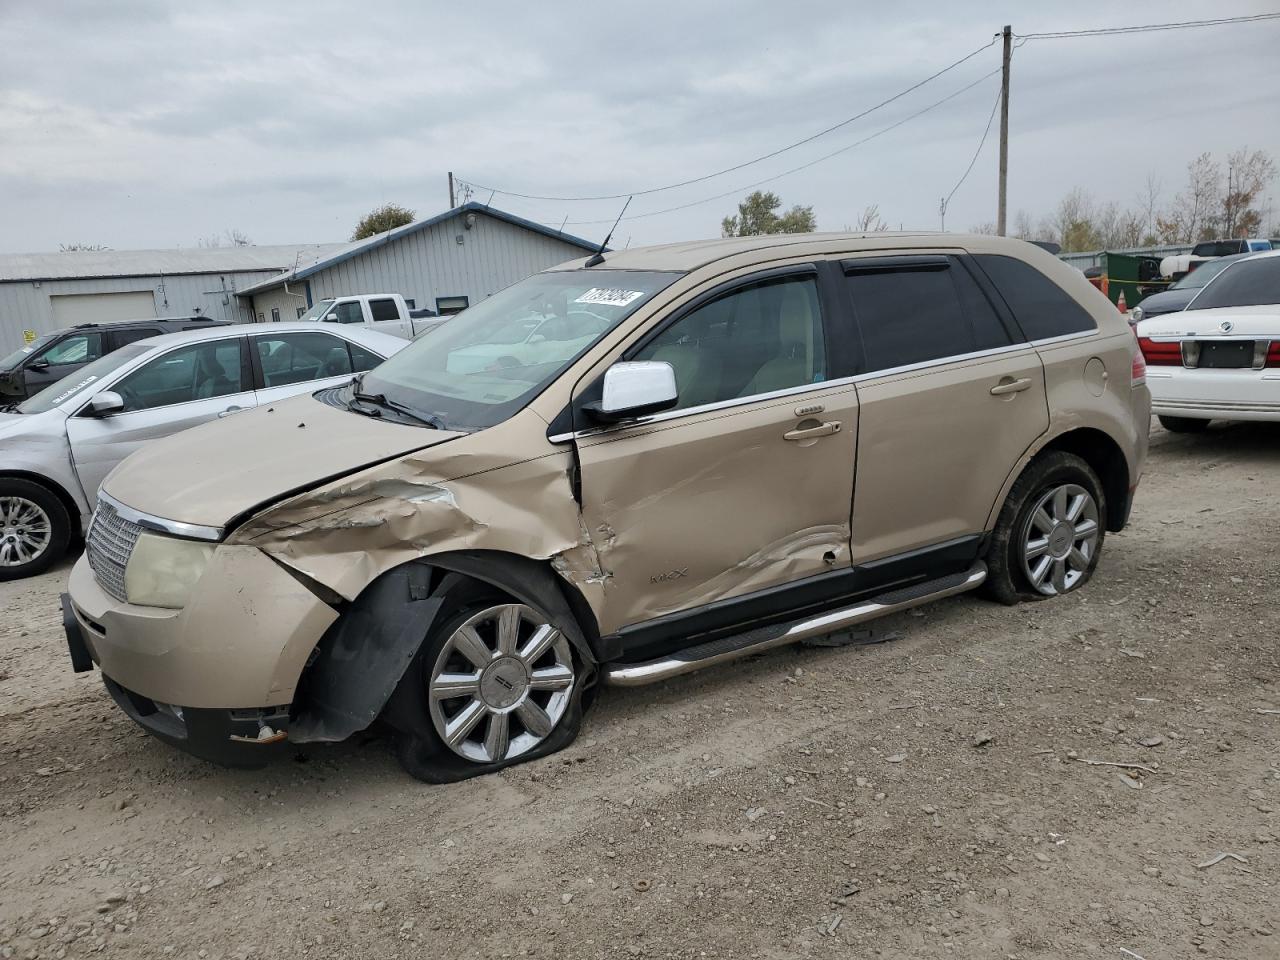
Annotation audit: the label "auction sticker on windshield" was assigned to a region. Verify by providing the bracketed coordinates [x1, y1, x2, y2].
[51, 376, 98, 405]
[574, 288, 646, 308]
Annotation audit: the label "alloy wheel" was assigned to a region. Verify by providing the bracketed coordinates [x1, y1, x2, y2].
[0, 496, 52, 568]
[1020, 483, 1100, 596]
[427, 604, 576, 764]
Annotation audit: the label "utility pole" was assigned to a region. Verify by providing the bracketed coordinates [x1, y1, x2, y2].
[448, 171, 456, 209]
[997, 24, 1011, 236]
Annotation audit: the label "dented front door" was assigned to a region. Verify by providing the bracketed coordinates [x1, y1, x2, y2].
[571, 269, 858, 640]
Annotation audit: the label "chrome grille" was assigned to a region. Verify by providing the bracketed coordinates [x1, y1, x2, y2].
[86, 499, 143, 602]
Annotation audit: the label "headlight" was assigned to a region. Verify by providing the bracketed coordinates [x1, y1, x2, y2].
[1130, 306, 1144, 323]
[124, 533, 215, 609]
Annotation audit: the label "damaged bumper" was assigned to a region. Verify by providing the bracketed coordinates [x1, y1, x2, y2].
[65, 548, 338, 710]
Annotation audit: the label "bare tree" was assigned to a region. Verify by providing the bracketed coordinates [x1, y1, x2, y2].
[1135, 173, 1162, 244]
[851, 204, 889, 232]
[198, 228, 254, 248]
[969, 221, 997, 235]
[1163, 153, 1222, 243]
[1222, 148, 1276, 237]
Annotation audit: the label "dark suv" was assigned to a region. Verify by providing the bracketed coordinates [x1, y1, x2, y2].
[0, 317, 230, 404]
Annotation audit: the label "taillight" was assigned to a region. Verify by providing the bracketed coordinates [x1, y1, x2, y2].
[1131, 343, 1147, 384]
[1137, 336, 1181, 366]
[1267, 341, 1280, 368]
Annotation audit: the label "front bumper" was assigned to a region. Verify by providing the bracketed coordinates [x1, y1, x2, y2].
[1147, 368, 1280, 422]
[65, 546, 337, 709]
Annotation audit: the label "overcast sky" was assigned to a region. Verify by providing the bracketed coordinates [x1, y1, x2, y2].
[1, 1, 1277, 253]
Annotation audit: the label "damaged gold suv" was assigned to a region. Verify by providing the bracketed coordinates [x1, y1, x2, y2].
[63, 234, 1150, 782]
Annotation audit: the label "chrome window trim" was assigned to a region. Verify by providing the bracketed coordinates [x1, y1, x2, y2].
[551, 341, 1037, 443]
[1028, 330, 1098, 347]
[97, 489, 223, 543]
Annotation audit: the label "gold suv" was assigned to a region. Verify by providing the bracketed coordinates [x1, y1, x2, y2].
[63, 234, 1151, 782]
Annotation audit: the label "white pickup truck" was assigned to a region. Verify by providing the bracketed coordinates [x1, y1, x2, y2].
[297, 294, 447, 340]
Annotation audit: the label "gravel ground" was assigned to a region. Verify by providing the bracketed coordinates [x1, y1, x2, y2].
[1, 421, 1278, 960]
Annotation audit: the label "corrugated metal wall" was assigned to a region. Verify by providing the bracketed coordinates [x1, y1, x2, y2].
[0, 270, 281, 351]
[275, 211, 588, 314]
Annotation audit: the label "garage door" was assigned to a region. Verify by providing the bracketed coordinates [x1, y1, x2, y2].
[49, 291, 157, 326]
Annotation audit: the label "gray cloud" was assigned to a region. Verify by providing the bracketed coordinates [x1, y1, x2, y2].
[1, 0, 1276, 252]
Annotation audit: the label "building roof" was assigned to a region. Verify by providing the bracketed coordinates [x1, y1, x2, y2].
[237, 203, 601, 296]
[0, 243, 346, 283]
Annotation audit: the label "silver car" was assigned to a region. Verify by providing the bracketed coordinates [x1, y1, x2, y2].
[0, 322, 408, 579]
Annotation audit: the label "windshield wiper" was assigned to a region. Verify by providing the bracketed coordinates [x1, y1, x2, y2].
[348, 388, 445, 429]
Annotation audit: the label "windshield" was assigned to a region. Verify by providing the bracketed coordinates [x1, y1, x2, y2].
[298, 299, 336, 322]
[1188, 257, 1280, 310]
[1170, 256, 1234, 290]
[16, 343, 152, 414]
[358, 269, 681, 431]
[1, 335, 54, 370]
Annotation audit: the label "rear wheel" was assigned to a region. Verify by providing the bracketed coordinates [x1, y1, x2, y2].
[0, 479, 70, 581]
[983, 452, 1105, 605]
[395, 594, 584, 783]
[1158, 415, 1210, 433]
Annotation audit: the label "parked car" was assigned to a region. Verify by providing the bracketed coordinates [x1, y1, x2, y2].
[63, 234, 1150, 782]
[1129, 251, 1257, 324]
[1159, 238, 1274, 282]
[1136, 250, 1280, 431]
[297, 294, 447, 340]
[0, 317, 229, 405]
[0, 322, 407, 579]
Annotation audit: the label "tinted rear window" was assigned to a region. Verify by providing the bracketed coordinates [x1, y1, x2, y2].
[845, 260, 1013, 372]
[973, 255, 1097, 340]
[1188, 257, 1280, 310]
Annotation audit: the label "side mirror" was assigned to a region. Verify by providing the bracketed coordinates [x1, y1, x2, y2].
[88, 391, 125, 417]
[586, 361, 678, 423]
[27, 359, 49, 371]
[324, 313, 339, 323]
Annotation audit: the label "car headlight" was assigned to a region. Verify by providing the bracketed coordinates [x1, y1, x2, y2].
[1130, 306, 1144, 323]
[124, 532, 215, 609]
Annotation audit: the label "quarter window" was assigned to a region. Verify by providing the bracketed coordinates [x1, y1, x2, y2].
[973, 254, 1097, 340]
[255, 332, 353, 387]
[349, 342, 384, 373]
[369, 298, 400, 322]
[632, 274, 826, 410]
[115, 340, 244, 412]
[845, 261, 1012, 373]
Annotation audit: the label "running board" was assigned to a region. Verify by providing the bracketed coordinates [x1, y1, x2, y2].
[603, 562, 987, 687]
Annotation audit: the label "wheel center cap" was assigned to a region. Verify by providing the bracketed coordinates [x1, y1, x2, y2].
[479, 657, 529, 710]
[1048, 523, 1074, 559]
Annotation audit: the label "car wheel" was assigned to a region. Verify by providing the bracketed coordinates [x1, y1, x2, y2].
[395, 595, 584, 783]
[982, 451, 1105, 605]
[0, 478, 71, 581]
[1158, 415, 1210, 433]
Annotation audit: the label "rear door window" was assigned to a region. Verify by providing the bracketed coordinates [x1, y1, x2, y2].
[369, 298, 400, 322]
[844, 258, 1013, 372]
[972, 255, 1097, 341]
[254, 331, 354, 387]
[108, 327, 162, 350]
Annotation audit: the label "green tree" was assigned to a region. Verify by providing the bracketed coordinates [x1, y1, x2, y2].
[351, 203, 416, 241]
[721, 191, 815, 237]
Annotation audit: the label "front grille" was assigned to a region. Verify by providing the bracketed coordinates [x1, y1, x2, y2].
[86, 500, 144, 602]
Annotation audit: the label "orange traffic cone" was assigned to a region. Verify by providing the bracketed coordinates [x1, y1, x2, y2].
[1116, 289, 1128, 313]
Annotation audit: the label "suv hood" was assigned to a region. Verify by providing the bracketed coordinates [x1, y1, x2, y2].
[102, 393, 462, 530]
[1138, 305, 1280, 338]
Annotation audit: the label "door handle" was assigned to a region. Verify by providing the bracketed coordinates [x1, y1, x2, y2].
[218, 406, 245, 419]
[784, 420, 841, 441]
[990, 377, 1033, 396]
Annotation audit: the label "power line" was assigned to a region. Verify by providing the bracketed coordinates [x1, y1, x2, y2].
[941, 83, 1003, 227]
[1017, 12, 1280, 40]
[559, 67, 1002, 227]
[457, 37, 999, 203]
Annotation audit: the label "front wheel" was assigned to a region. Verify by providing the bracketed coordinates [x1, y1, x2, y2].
[395, 597, 584, 783]
[1158, 415, 1210, 433]
[0, 478, 71, 581]
[983, 452, 1105, 605]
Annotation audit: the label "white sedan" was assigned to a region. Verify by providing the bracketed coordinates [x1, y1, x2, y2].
[0, 322, 407, 579]
[1136, 251, 1280, 432]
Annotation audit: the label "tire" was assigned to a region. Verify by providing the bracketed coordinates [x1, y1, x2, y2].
[0, 478, 71, 581]
[982, 452, 1106, 606]
[1158, 415, 1210, 433]
[394, 588, 586, 784]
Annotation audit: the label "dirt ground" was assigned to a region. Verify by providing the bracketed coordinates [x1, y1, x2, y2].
[1, 421, 1277, 960]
